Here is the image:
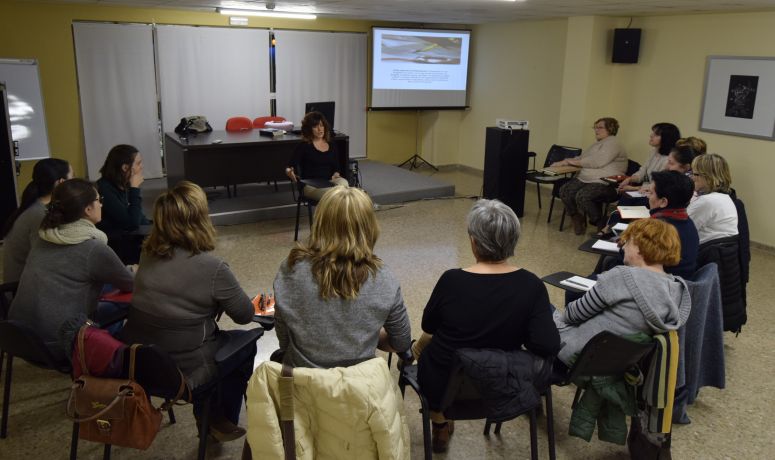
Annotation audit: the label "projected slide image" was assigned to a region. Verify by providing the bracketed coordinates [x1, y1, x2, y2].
[381, 34, 462, 65]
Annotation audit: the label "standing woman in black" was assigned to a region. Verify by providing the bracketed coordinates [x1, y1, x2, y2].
[96, 144, 151, 263]
[285, 111, 349, 201]
[2, 158, 72, 283]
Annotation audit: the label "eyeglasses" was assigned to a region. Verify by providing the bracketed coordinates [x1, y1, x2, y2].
[97, 196, 104, 204]
[593, 125, 607, 130]
[692, 172, 706, 178]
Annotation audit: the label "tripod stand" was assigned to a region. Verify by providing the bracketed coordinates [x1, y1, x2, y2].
[398, 110, 438, 171]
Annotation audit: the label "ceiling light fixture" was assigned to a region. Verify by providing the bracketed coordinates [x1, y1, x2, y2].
[217, 8, 317, 20]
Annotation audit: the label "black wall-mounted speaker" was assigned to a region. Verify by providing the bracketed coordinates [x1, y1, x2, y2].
[612, 28, 641, 63]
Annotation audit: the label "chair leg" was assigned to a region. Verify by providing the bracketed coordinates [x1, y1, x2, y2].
[103, 444, 112, 460]
[484, 421, 491, 435]
[548, 195, 556, 223]
[545, 387, 556, 460]
[307, 202, 313, 230]
[536, 182, 542, 209]
[494, 421, 502, 435]
[1, 353, 12, 438]
[529, 409, 538, 460]
[70, 422, 80, 460]
[198, 393, 213, 460]
[559, 208, 567, 232]
[273, 181, 278, 192]
[572, 387, 583, 409]
[167, 401, 176, 424]
[294, 200, 302, 241]
[418, 395, 432, 460]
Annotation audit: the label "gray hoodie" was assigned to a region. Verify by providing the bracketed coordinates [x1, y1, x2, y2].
[554, 265, 691, 365]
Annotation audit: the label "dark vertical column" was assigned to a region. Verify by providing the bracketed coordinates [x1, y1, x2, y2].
[482, 127, 529, 217]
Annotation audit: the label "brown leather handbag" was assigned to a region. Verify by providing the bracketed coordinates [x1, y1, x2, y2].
[67, 343, 163, 450]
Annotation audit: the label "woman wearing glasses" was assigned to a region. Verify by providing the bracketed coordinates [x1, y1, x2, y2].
[554, 117, 628, 235]
[687, 153, 738, 244]
[8, 179, 134, 361]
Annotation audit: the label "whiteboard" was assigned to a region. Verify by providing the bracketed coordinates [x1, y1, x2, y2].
[0, 59, 51, 161]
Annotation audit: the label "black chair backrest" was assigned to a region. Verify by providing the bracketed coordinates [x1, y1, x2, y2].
[121, 345, 191, 401]
[544, 145, 582, 168]
[568, 331, 655, 381]
[626, 159, 642, 176]
[0, 320, 71, 372]
[0, 282, 18, 320]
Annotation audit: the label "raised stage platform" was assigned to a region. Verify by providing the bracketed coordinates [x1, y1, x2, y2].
[143, 160, 455, 226]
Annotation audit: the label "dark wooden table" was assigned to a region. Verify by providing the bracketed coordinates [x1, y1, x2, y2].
[164, 130, 349, 191]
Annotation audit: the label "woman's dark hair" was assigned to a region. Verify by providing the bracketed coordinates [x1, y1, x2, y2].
[99, 144, 138, 188]
[40, 179, 98, 229]
[651, 170, 694, 209]
[652, 123, 681, 155]
[670, 144, 700, 167]
[300, 111, 331, 143]
[2, 158, 70, 237]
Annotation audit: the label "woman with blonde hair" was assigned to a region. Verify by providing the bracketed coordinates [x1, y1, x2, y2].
[687, 153, 738, 244]
[554, 218, 691, 366]
[120, 181, 254, 442]
[273, 186, 411, 368]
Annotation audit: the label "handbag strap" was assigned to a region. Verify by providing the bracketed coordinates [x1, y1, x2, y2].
[77, 325, 90, 376]
[279, 364, 296, 460]
[67, 382, 133, 423]
[160, 368, 192, 410]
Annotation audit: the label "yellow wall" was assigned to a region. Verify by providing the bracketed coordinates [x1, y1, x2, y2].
[446, 10, 774, 246]
[451, 19, 568, 168]
[607, 11, 775, 246]
[0, 1, 419, 186]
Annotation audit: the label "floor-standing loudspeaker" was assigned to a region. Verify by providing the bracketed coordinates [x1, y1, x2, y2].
[483, 127, 530, 217]
[612, 28, 641, 63]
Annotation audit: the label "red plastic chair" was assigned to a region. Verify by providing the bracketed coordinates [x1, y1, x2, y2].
[225, 116, 253, 132]
[252, 116, 286, 129]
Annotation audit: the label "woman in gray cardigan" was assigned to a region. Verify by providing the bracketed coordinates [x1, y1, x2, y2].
[120, 181, 254, 443]
[554, 218, 692, 366]
[273, 186, 411, 369]
[8, 178, 133, 362]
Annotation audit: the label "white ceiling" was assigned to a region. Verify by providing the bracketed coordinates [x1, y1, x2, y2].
[24, 0, 775, 24]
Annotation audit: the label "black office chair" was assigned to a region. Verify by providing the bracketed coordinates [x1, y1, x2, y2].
[291, 177, 331, 241]
[0, 320, 72, 439]
[398, 349, 552, 460]
[525, 145, 582, 221]
[69, 325, 270, 460]
[553, 331, 656, 409]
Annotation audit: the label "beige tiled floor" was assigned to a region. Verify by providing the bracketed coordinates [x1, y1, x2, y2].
[1, 167, 773, 459]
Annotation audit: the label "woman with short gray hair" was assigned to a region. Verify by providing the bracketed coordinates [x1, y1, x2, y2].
[466, 198, 521, 262]
[412, 199, 561, 453]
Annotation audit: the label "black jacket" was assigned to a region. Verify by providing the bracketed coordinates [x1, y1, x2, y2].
[696, 190, 750, 334]
[453, 348, 552, 423]
[697, 236, 746, 333]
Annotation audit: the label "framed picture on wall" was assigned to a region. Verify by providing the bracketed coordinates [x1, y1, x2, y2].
[700, 56, 775, 140]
